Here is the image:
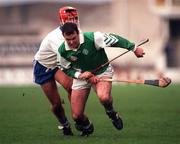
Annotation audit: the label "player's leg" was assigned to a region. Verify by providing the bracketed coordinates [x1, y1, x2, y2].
[33, 61, 73, 135]
[40, 79, 73, 135]
[71, 79, 94, 136]
[54, 69, 73, 101]
[93, 77, 123, 130]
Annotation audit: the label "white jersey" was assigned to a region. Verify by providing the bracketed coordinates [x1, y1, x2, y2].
[34, 27, 64, 69]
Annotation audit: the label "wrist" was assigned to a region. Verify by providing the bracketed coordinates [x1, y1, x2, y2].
[75, 72, 81, 79]
[133, 45, 137, 52]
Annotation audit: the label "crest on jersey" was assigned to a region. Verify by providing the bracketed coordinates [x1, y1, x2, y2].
[82, 49, 89, 55]
[69, 56, 77, 61]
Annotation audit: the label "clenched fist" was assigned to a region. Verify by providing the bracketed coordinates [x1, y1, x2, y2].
[134, 47, 145, 58]
[78, 71, 94, 80]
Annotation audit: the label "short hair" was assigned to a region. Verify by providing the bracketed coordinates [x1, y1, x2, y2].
[61, 22, 79, 36]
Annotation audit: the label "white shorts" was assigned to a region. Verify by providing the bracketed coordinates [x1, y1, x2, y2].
[72, 64, 114, 90]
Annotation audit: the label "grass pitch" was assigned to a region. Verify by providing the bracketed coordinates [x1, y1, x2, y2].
[0, 84, 180, 144]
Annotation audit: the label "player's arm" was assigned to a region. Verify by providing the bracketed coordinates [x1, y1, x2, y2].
[57, 55, 80, 78]
[94, 31, 135, 51]
[106, 33, 135, 50]
[57, 43, 80, 78]
[63, 68, 80, 78]
[58, 62, 94, 80]
[57, 54, 96, 80]
[57, 61, 80, 79]
[94, 32, 144, 57]
[105, 33, 145, 57]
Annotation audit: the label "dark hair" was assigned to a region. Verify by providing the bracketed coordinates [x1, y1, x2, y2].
[61, 22, 79, 35]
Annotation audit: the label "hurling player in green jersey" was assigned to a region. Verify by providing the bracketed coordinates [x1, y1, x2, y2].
[57, 22, 145, 136]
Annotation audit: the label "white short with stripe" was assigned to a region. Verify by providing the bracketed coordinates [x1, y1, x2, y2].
[72, 64, 114, 90]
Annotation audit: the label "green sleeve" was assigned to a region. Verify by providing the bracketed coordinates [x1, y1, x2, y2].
[62, 67, 77, 78]
[58, 43, 78, 78]
[110, 33, 135, 50]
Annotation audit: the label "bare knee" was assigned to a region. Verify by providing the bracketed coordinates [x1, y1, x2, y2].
[98, 93, 112, 104]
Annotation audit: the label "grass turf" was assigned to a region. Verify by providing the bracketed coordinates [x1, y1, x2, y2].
[0, 84, 180, 144]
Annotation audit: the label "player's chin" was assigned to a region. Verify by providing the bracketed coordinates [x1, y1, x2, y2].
[70, 46, 77, 49]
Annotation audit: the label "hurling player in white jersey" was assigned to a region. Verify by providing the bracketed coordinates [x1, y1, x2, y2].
[33, 6, 80, 136]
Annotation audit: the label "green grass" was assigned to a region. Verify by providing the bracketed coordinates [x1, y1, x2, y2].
[0, 84, 180, 144]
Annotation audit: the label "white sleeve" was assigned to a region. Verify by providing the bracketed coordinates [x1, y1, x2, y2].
[74, 72, 81, 79]
[94, 31, 119, 50]
[94, 31, 106, 50]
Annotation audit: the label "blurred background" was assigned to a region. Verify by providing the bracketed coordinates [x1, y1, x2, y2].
[0, 0, 180, 85]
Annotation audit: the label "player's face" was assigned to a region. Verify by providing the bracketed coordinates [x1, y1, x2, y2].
[63, 31, 80, 49]
[65, 13, 78, 24]
[60, 10, 79, 26]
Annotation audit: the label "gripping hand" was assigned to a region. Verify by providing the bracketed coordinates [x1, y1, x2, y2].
[78, 71, 94, 80]
[87, 76, 100, 84]
[134, 47, 145, 58]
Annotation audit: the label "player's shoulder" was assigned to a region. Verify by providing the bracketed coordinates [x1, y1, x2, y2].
[82, 32, 93, 42]
[44, 27, 63, 41]
[83, 31, 104, 41]
[40, 27, 64, 47]
[94, 31, 104, 38]
[38, 27, 64, 50]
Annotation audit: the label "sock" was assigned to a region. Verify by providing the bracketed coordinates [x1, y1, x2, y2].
[102, 101, 114, 113]
[58, 117, 69, 127]
[52, 104, 69, 127]
[75, 118, 90, 127]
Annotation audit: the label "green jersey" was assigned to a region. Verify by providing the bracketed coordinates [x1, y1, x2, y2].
[57, 31, 135, 78]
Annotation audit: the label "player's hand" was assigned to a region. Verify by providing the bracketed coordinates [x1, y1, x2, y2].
[78, 71, 94, 80]
[87, 76, 100, 84]
[134, 47, 145, 58]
